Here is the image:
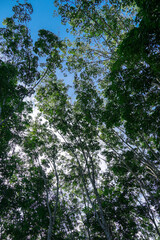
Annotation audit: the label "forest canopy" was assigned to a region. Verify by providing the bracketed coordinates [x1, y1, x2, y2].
[0, 0, 160, 239]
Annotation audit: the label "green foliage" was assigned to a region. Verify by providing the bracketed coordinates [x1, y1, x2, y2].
[1, 0, 160, 239]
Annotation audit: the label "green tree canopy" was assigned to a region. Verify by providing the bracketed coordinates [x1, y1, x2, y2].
[0, 0, 160, 239]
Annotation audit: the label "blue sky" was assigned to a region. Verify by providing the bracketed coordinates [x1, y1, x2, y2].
[0, 0, 75, 97]
[0, 0, 69, 40]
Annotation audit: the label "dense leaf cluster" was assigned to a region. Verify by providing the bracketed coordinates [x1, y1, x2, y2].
[0, 0, 159, 239]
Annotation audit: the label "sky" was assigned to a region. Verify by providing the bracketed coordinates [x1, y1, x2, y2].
[0, 0, 75, 98]
[0, 0, 69, 40]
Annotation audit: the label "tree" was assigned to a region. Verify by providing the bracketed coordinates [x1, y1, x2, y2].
[0, 2, 64, 240]
[0, 0, 160, 239]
